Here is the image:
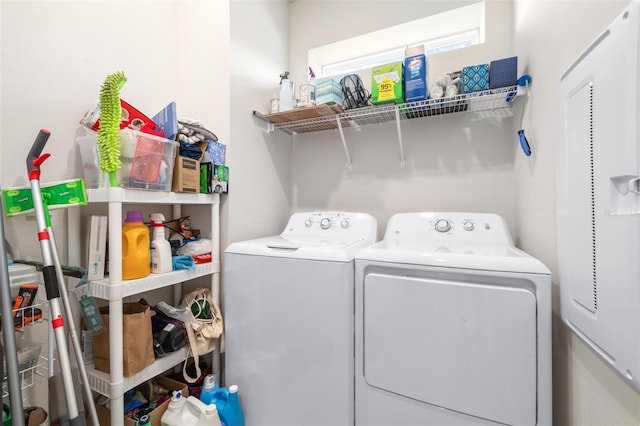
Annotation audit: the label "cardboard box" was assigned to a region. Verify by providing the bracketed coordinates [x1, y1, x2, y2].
[94, 376, 188, 426]
[172, 154, 200, 193]
[404, 45, 428, 102]
[371, 61, 404, 105]
[213, 165, 229, 193]
[199, 163, 228, 194]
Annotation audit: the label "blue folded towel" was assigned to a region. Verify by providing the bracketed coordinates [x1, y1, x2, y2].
[172, 255, 195, 270]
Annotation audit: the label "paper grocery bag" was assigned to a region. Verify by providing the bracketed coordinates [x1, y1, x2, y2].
[93, 302, 155, 377]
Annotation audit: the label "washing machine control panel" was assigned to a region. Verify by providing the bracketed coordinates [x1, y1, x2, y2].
[384, 212, 513, 245]
[283, 212, 377, 241]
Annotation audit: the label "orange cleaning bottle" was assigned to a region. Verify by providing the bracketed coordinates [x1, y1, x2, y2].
[122, 210, 150, 280]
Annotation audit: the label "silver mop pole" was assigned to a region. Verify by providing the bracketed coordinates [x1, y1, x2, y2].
[0, 189, 25, 426]
[27, 129, 84, 425]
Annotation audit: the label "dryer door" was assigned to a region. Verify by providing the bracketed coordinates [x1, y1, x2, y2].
[363, 273, 537, 426]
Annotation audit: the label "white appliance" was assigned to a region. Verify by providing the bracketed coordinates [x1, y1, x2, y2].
[355, 212, 552, 426]
[558, 0, 640, 392]
[224, 212, 377, 426]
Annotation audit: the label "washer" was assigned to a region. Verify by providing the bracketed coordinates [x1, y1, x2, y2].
[355, 212, 551, 426]
[224, 211, 377, 426]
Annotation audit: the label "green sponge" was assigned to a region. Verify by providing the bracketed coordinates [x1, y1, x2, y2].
[97, 71, 127, 187]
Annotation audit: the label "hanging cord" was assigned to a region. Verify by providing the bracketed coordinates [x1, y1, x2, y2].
[517, 75, 532, 157]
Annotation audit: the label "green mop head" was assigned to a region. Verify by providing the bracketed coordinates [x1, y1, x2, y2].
[97, 71, 127, 187]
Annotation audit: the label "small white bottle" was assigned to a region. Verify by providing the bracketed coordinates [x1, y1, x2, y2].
[149, 213, 172, 274]
[279, 71, 293, 112]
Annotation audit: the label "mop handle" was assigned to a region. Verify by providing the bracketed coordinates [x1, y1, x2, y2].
[27, 130, 83, 424]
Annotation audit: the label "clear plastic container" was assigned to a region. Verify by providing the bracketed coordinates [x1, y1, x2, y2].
[77, 129, 177, 191]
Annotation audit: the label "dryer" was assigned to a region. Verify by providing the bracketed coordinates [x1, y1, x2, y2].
[355, 212, 551, 426]
[224, 212, 377, 426]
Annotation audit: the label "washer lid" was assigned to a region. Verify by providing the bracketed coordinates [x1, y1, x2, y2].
[225, 211, 378, 261]
[226, 235, 373, 261]
[356, 240, 551, 274]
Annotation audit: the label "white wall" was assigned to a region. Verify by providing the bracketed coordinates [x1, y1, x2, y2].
[0, 0, 229, 262]
[513, 0, 640, 424]
[228, 0, 292, 249]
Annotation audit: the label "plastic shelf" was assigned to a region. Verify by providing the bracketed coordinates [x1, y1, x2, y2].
[87, 262, 219, 301]
[85, 347, 188, 398]
[86, 188, 220, 205]
[73, 188, 221, 426]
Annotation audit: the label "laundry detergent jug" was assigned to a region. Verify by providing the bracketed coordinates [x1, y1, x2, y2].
[211, 385, 245, 426]
[161, 390, 221, 426]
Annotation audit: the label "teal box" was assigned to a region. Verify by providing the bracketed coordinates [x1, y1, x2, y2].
[316, 79, 342, 97]
[459, 64, 490, 93]
[404, 54, 427, 102]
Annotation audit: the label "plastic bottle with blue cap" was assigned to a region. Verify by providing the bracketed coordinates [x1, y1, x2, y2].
[211, 384, 245, 426]
[161, 390, 222, 426]
[199, 373, 219, 405]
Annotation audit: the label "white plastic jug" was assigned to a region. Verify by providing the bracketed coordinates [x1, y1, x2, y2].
[161, 391, 222, 426]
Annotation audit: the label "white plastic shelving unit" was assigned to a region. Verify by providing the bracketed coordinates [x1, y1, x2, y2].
[70, 187, 220, 426]
[254, 85, 522, 170]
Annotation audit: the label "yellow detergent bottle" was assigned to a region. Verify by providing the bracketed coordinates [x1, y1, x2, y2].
[122, 210, 150, 280]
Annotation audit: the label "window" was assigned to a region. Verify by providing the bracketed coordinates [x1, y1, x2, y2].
[309, 2, 485, 79]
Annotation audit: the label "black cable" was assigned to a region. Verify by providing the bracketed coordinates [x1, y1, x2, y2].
[340, 74, 371, 109]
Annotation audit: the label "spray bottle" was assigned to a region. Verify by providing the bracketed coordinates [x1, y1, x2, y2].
[279, 71, 294, 112]
[150, 213, 172, 274]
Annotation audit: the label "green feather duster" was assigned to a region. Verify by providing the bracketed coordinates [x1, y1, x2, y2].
[97, 71, 127, 187]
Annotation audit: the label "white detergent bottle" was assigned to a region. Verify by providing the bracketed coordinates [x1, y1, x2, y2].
[162, 394, 222, 426]
[150, 213, 172, 274]
[161, 390, 186, 426]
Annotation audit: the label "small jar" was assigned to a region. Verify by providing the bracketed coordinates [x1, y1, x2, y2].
[270, 98, 279, 113]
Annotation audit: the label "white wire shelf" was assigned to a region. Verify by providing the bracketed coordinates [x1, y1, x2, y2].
[254, 86, 521, 170]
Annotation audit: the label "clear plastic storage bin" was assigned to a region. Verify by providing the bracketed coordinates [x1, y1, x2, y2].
[77, 129, 177, 191]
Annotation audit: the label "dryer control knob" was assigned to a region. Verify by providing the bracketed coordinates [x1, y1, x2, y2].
[463, 221, 475, 231]
[435, 219, 451, 233]
[320, 217, 332, 229]
[341, 219, 350, 229]
[305, 220, 313, 227]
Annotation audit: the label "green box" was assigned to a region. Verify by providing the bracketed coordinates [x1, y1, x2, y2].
[213, 165, 228, 193]
[371, 61, 404, 105]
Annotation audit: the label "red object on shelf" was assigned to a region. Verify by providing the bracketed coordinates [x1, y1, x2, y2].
[193, 254, 212, 264]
